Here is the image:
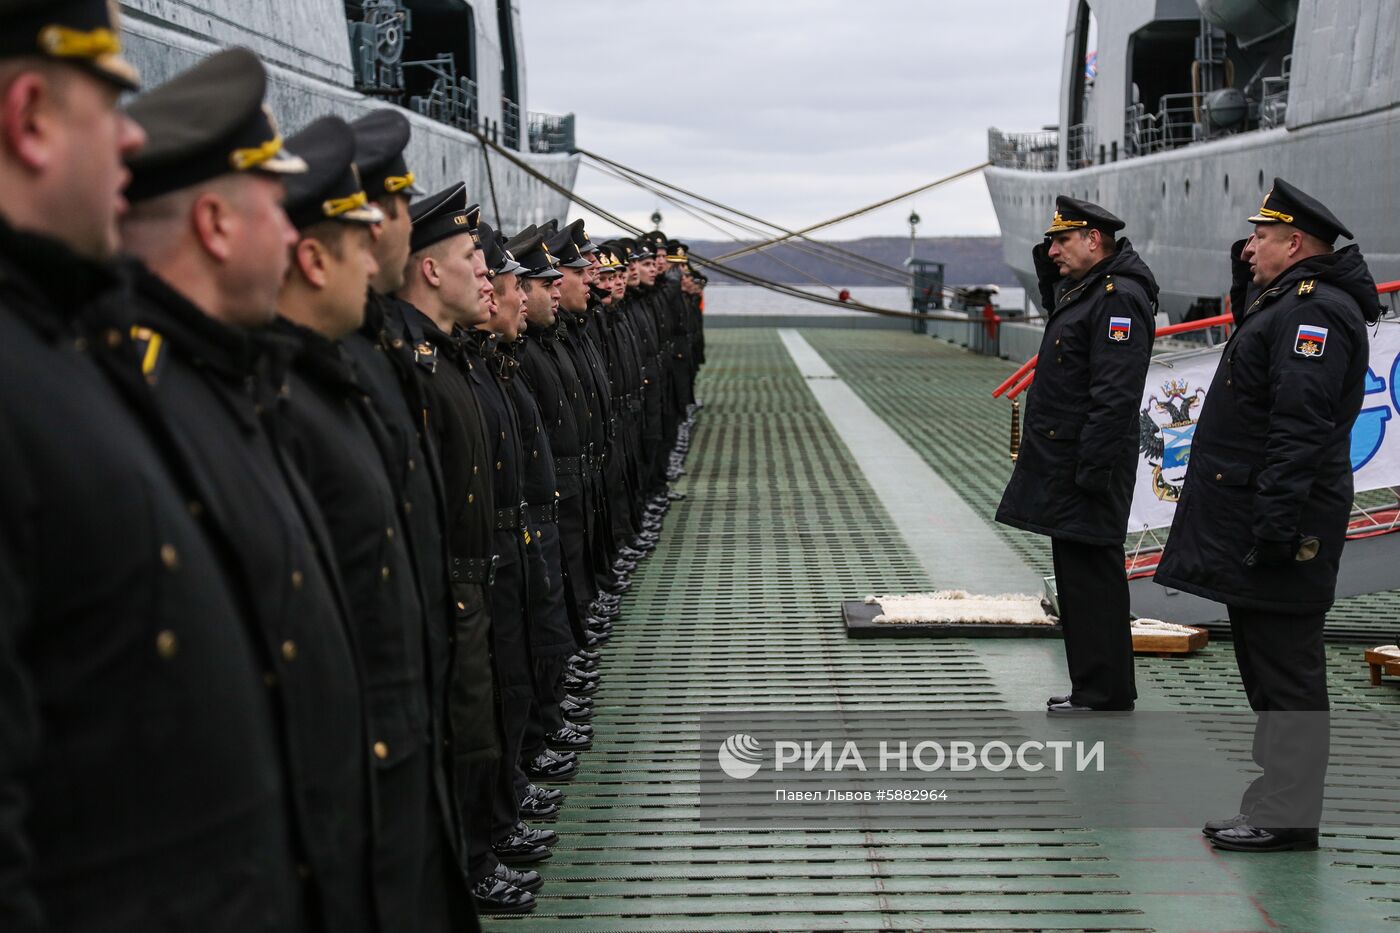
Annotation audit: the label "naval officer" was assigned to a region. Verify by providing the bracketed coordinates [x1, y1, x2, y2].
[996, 196, 1159, 714]
[1156, 179, 1381, 852]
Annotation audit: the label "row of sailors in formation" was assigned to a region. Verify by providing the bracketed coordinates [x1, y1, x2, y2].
[0, 5, 705, 928]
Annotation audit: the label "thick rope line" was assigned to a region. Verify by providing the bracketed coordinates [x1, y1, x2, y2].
[582, 160, 858, 294]
[579, 147, 914, 283]
[714, 162, 991, 262]
[475, 133, 1010, 323]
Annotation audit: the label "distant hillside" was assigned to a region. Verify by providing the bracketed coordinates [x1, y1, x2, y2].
[684, 236, 1017, 287]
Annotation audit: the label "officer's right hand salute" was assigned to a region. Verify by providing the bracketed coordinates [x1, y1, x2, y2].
[1229, 237, 1252, 321]
[1032, 239, 1059, 311]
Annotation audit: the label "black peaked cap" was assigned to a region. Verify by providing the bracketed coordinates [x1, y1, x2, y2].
[508, 228, 562, 280]
[0, 0, 139, 89]
[546, 229, 590, 269]
[283, 116, 383, 230]
[1249, 177, 1354, 243]
[350, 109, 425, 199]
[566, 218, 597, 254]
[409, 182, 477, 254]
[1044, 195, 1124, 237]
[125, 47, 306, 203]
[479, 222, 523, 277]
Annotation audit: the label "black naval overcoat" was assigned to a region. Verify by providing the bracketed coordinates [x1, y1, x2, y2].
[996, 241, 1159, 546]
[0, 222, 304, 931]
[341, 292, 479, 931]
[397, 301, 501, 763]
[270, 319, 439, 933]
[122, 266, 376, 932]
[1155, 246, 1379, 613]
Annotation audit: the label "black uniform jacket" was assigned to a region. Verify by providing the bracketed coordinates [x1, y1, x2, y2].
[519, 324, 585, 501]
[397, 302, 500, 761]
[124, 267, 374, 932]
[340, 292, 477, 924]
[1155, 245, 1379, 613]
[0, 221, 303, 932]
[996, 241, 1159, 546]
[270, 318, 437, 932]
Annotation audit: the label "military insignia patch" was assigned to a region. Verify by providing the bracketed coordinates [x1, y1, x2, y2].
[1294, 324, 1328, 357]
[1108, 316, 1132, 342]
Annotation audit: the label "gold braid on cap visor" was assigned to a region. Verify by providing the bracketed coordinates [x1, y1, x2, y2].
[38, 24, 120, 59]
[323, 190, 370, 218]
[230, 136, 286, 171]
[384, 172, 416, 193]
[1256, 206, 1295, 224]
[1047, 211, 1088, 232]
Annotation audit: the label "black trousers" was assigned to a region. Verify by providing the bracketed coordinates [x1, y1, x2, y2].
[1227, 604, 1330, 829]
[485, 554, 532, 846]
[458, 761, 498, 883]
[1051, 537, 1136, 709]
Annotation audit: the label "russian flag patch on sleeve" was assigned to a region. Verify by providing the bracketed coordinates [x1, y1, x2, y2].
[1294, 324, 1328, 357]
[1108, 316, 1132, 342]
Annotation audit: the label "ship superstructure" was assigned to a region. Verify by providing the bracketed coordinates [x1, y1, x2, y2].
[119, 0, 577, 231]
[986, 0, 1400, 321]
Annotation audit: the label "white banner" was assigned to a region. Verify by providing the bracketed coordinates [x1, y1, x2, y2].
[1129, 321, 1400, 532]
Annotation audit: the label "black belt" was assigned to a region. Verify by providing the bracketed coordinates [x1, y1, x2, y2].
[526, 500, 559, 525]
[450, 554, 497, 585]
[555, 455, 583, 476]
[494, 502, 528, 531]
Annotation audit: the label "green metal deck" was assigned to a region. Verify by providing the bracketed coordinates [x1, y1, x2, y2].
[485, 328, 1400, 933]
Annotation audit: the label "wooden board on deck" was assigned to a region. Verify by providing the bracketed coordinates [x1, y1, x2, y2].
[1131, 620, 1209, 655]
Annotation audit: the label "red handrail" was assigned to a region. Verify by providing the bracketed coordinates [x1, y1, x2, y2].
[995, 280, 1400, 401]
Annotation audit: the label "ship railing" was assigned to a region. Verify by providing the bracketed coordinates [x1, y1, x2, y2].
[1065, 122, 1095, 169]
[987, 128, 1058, 172]
[1259, 54, 1291, 130]
[403, 56, 477, 131]
[1126, 92, 1203, 157]
[502, 98, 521, 150]
[528, 112, 576, 154]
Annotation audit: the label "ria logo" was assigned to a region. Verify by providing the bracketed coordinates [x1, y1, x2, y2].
[717, 733, 764, 779]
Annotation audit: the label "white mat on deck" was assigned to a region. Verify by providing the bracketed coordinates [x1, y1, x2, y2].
[865, 590, 1050, 625]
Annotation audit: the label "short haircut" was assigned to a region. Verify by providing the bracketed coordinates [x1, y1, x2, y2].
[299, 220, 352, 261]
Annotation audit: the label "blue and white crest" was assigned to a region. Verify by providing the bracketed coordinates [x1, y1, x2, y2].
[1139, 378, 1206, 501]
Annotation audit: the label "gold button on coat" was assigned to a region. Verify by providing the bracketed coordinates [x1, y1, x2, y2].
[155, 630, 178, 659]
[290, 569, 303, 589]
[159, 544, 179, 570]
[373, 741, 389, 760]
[281, 640, 298, 661]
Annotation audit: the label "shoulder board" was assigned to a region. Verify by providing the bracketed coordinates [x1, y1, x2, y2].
[1104, 275, 1116, 294]
[1297, 278, 1317, 297]
[129, 326, 166, 385]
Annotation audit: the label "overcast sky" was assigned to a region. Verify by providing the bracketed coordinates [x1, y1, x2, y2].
[520, 0, 1070, 241]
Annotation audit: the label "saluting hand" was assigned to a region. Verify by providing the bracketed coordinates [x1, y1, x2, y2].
[1032, 240, 1059, 311]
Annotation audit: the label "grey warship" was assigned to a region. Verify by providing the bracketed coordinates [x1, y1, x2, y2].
[117, 0, 577, 230]
[986, 0, 1400, 320]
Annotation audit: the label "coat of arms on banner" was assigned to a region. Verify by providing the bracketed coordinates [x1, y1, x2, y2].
[1138, 378, 1207, 501]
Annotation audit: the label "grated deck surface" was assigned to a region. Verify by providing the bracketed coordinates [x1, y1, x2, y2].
[483, 328, 1400, 933]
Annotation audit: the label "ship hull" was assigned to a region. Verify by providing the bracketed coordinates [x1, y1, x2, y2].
[119, 2, 576, 232]
[987, 104, 1400, 321]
